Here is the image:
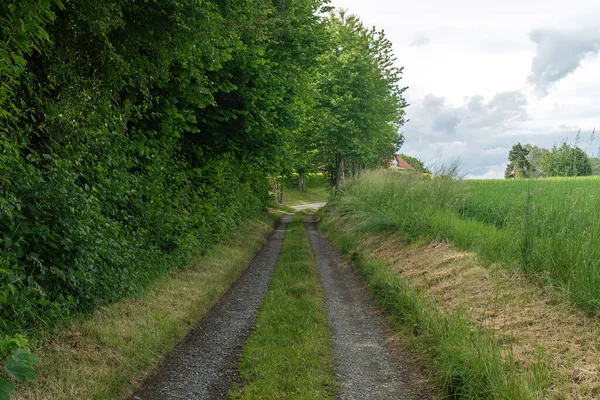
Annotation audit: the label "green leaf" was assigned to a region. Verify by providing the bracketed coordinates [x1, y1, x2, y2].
[53, 0, 65, 10]
[0, 378, 15, 394]
[5, 359, 34, 383]
[4, 349, 40, 383]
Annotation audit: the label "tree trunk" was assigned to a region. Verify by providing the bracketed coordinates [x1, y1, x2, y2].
[335, 156, 342, 195]
[298, 174, 305, 192]
[278, 174, 284, 203]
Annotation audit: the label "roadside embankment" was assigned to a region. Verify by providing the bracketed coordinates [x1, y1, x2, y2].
[320, 200, 600, 399]
[14, 213, 277, 400]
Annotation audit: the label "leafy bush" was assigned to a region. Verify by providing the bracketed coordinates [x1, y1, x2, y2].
[0, 335, 40, 400]
[0, 0, 327, 337]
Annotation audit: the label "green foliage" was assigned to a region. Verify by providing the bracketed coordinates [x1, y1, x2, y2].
[505, 142, 532, 179]
[589, 157, 600, 175]
[1, 1, 408, 396]
[540, 142, 592, 177]
[523, 144, 549, 178]
[0, 334, 40, 398]
[311, 11, 407, 191]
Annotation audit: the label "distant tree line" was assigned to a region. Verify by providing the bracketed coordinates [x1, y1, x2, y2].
[0, 0, 407, 390]
[505, 135, 597, 179]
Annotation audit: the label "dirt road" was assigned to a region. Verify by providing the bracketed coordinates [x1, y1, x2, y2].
[292, 201, 327, 211]
[131, 215, 291, 399]
[132, 209, 430, 399]
[305, 213, 425, 399]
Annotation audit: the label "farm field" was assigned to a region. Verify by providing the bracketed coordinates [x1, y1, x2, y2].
[332, 170, 600, 313]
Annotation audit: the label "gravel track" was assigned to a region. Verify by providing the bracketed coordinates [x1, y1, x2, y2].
[305, 214, 419, 400]
[131, 214, 291, 400]
[291, 201, 327, 211]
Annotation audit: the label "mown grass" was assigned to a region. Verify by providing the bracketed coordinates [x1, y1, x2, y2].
[281, 186, 330, 207]
[332, 170, 600, 313]
[14, 213, 276, 400]
[231, 213, 338, 399]
[319, 211, 550, 399]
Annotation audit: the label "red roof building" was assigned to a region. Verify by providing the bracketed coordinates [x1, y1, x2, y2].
[390, 154, 416, 171]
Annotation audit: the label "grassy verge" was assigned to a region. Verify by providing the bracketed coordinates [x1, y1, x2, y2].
[14, 213, 277, 400]
[281, 187, 330, 207]
[319, 210, 550, 399]
[231, 213, 338, 399]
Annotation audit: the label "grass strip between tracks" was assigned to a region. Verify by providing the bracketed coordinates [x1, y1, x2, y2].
[319, 210, 551, 400]
[231, 212, 338, 399]
[14, 213, 276, 400]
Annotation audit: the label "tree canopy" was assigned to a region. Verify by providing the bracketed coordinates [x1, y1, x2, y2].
[505, 141, 593, 179]
[0, 2, 408, 389]
[541, 142, 592, 177]
[311, 11, 407, 192]
[400, 154, 430, 174]
[504, 143, 532, 179]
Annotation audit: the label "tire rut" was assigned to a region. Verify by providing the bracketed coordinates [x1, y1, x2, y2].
[131, 214, 291, 400]
[305, 214, 422, 400]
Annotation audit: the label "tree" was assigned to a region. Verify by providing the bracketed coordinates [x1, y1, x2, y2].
[505, 143, 531, 179]
[589, 157, 600, 175]
[523, 144, 549, 178]
[312, 11, 407, 193]
[399, 154, 430, 174]
[540, 142, 592, 177]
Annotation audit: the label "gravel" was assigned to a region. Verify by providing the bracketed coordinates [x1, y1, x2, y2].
[305, 214, 417, 400]
[131, 214, 291, 400]
[291, 201, 327, 211]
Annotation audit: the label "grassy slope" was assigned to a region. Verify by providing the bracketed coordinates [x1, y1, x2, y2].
[319, 210, 550, 399]
[232, 212, 337, 399]
[335, 170, 600, 313]
[15, 213, 276, 400]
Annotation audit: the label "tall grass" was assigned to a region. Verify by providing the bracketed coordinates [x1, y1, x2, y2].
[319, 214, 549, 399]
[332, 170, 600, 313]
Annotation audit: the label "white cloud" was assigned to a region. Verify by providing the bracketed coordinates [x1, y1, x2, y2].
[528, 28, 600, 96]
[409, 34, 430, 47]
[401, 91, 530, 176]
[330, 0, 600, 178]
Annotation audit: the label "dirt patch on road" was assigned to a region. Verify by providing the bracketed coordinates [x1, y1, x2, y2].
[365, 236, 600, 399]
[307, 216, 440, 399]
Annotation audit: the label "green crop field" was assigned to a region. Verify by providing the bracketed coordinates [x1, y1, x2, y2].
[332, 170, 600, 313]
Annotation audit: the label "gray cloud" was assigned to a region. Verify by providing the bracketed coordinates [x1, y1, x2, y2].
[416, 91, 527, 136]
[410, 34, 430, 47]
[401, 91, 530, 177]
[528, 28, 600, 96]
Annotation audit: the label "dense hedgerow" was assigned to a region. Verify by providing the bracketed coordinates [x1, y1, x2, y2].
[0, 1, 408, 392]
[0, 0, 322, 335]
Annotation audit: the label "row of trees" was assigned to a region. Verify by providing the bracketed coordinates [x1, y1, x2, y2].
[505, 140, 595, 179]
[0, 0, 406, 353]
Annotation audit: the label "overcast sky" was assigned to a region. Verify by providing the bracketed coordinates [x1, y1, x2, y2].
[330, 0, 600, 178]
